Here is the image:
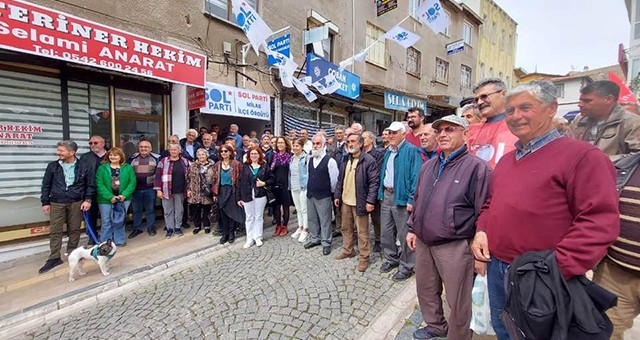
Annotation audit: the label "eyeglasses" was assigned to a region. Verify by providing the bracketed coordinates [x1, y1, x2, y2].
[473, 89, 503, 104]
[434, 126, 463, 134]
[220, 150, 230, 154]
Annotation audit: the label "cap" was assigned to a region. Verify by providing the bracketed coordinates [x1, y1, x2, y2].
[432, 114, 469, 130]
[459, 96, 475, 107]
[387, 121, 406, 132]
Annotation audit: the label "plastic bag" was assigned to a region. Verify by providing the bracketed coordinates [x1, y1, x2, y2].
[470, 274, 496, 335]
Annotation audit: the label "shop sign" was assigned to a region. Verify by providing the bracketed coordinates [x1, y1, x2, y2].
[306, 53, 360, 101]
[187, 86, 206, 110]
[201, 82, 271, 121]
[267, 34, 290, 66]
[376, 0, 398, 17]
[384, 91, 427, 112]
[0, 122, 42, 145]
[0, 0, 207, 87]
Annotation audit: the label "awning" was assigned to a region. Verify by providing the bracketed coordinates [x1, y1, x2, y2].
[360, 83, 456, 111]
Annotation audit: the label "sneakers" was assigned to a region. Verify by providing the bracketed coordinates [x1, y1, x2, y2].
[204, 227, 211, 234]
[298, 231, 308, 243]
[291, 228, 302, 239]
[255, 238, 263, 247]
[39, 258, 63, 274]
[412, 327, 446, 339]
[175, 228, 184, 237]
[243, 239, 254, 249]
[165, 229, 174, 239]
[335, 251, 356, 260]
[192, 227, 202, 235]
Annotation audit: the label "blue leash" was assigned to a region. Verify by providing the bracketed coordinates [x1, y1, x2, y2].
[83, 210, 99, 244]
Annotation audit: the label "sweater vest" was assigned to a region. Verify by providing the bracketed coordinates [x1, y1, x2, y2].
[610, 166, 640, 272]
[307, 155, 332, 199]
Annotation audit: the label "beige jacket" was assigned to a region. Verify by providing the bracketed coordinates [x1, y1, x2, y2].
[569, 104, 640, 162]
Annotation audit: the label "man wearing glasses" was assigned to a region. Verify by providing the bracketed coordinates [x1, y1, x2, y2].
[467, 78, 518, 168]
[378, 122, 422, 281]
[80, 135, 108, 244]
[407, 115, 492, 340]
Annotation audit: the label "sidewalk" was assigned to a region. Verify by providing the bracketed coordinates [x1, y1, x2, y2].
[0, 221, 226, 331]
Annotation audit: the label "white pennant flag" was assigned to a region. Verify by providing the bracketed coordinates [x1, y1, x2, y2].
[415, 0, 450, 34]
[267, 47, 298, 88]
[312, 73, 341, 95]
[384, 25, 420, 48]
[232, 0, 273, 56]
[338, 43, 377, 71]
[292, 77, 317, 102]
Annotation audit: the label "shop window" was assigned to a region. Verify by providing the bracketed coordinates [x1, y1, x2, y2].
[205, 0, 258, 23]
[115, 88, 164, 158]
[68, 82, 110, 153]
[435, 58, 449, 84]
[406, 47, 421, 78]
[366, 22, 387, 68]
[0, 69, 63, 202]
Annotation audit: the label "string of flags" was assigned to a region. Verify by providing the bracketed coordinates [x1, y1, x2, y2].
[231, 0, 450, 102]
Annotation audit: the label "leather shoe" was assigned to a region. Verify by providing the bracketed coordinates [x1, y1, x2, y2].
[304, 241, 321, 249]
[148, 229, 157, 236]
[335, 251, 356, 260]
[392, 270, 413, 282]
[413, 326, 445, 339]
[331, 229, 342, 238]
[357, 260, 368, 272]
[128, 229, 143, 239]
[379, 262, 399, 273]
[322, 246, 331, 255]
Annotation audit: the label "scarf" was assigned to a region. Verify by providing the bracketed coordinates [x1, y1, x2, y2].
[271, 151, 292, 170]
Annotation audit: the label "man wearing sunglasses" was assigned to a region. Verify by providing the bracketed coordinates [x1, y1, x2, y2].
[467, 78, 518, 168]
[407, 115, 492, 340]
[80, 135, 108, 244]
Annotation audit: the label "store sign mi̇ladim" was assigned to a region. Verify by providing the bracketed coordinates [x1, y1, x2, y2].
[0, 0, 207, 87]
[201, 82, 271, 121]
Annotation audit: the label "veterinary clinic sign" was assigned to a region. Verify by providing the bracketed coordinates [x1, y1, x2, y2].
[201, 82, 271, 121]
[0, 0, 207, 87]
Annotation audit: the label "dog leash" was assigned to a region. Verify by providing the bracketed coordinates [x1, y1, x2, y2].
[83, 210, 100, 244]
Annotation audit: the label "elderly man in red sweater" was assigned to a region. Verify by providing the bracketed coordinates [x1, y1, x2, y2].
[471, 80, 620, 340]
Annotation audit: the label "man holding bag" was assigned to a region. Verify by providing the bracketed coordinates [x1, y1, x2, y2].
[406, 115, 492, 340]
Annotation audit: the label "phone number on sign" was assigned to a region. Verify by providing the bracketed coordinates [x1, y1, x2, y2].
[61, 52, 154, 76]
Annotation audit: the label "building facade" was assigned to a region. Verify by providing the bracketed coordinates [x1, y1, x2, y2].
[462, 0, 516, 86]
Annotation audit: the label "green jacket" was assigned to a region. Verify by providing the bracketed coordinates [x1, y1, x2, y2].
[96, 163, 136, 204]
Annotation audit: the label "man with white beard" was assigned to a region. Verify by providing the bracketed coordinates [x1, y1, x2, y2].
[304, 134, 339, 255]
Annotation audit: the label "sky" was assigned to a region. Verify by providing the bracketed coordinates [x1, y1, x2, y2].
[491, 0, 630, 75]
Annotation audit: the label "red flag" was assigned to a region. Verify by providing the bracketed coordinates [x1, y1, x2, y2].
[608, 71, 638, 104]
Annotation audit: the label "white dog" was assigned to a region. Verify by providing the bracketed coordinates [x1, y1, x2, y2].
[68, 239, 117, 282]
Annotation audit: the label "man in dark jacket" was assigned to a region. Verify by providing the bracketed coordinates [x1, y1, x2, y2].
[40, 140, 95, 274]
[407, 115, 492, 340]
[79, 135, 107, 244]
[363, 130, 384, 252]
[201, 133, 219, 163]
[179, 129, 204, 162]
[334, 133, 380, 272]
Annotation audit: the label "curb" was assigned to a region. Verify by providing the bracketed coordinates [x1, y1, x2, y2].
[0, 238, 246, 339]
[355, 277, 418, 340]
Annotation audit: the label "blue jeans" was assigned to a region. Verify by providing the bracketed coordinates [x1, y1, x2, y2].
[99, 201, 131, 245]
[132, 188, 156, 232]
[487, 257, 510, 340]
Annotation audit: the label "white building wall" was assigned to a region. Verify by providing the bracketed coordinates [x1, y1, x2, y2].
[556, 80, 583, 117]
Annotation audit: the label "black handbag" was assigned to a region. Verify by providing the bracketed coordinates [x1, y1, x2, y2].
[200, 172, 213, 198]
[265, 188, 276, 206]
[209, 201, 219, 223]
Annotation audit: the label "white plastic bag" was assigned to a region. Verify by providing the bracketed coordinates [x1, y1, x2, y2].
[470, 274, 496, 335]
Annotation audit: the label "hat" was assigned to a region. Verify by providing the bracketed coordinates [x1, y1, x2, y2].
[432, 115, 469, 130]
[459, 96, 475, 107]
[387, 121, 406, 132]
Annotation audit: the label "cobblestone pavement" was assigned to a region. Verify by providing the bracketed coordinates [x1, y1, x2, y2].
[15, 232, 407, 340]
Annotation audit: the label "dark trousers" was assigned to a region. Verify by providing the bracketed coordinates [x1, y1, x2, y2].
[274, 203, 290, 226]
[218, 209, 235, 240]
[190, 204, 212, 230]
[182, 199, 189, 227]
[370, 201, 381, 242]
[49, 201, 83, 260]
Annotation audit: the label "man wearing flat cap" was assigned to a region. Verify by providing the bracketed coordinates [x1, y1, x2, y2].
[378, 121, 422, 281]
[407, 115, 492, 340]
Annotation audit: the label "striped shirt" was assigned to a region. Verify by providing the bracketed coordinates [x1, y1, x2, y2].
[610, 166, 640, 272]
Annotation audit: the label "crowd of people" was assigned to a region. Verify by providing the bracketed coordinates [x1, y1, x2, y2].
[37, 76, 640, 339]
